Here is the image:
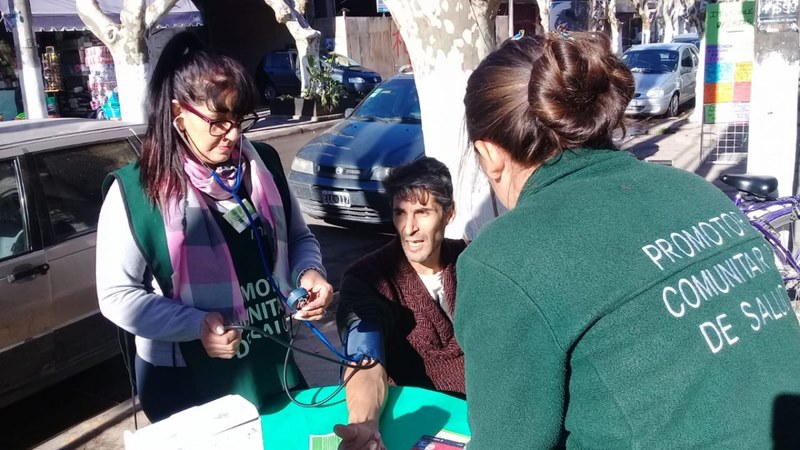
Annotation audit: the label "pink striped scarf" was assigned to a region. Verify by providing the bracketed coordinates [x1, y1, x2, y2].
[162, 138, 291, 322]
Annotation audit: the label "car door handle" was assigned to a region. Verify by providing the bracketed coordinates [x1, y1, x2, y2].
[7, 264, 49, 283]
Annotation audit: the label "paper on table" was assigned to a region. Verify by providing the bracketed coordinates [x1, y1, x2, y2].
[309, 432, 342, 450]
[435, 429, 470, 443]
[411, 429, 470, 449]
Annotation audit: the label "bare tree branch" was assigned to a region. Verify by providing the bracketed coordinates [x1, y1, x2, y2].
[76, 0, 120, 47]
[295, 0, 309, 16]
[120, 0, 146, 40]
[145, 0, 181, 30]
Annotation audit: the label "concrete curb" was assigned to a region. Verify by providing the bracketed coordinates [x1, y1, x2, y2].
[246, 116, 343, 141]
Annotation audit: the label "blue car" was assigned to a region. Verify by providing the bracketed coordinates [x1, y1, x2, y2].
[322, 54, 382, 98]
[288, 73, 423, 224]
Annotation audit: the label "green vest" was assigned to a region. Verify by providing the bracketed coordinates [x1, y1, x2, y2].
[102, 141, 292, 298]
[103, 142, 302, 409]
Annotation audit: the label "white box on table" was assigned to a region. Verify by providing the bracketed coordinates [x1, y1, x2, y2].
[124, 394, 262, 450]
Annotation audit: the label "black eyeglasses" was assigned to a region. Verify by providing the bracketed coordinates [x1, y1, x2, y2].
[181, 102, 258, 136]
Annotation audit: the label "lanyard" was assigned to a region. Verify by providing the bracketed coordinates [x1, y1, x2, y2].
[209, 166, 362, 364]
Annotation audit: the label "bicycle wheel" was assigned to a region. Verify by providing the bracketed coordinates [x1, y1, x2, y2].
[759, 209, 800, 310]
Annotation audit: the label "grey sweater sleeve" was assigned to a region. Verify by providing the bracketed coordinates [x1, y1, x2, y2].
[95, 181, 208, 342]
[285, 186, 326, 284]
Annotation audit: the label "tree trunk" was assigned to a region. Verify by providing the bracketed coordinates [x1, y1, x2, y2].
[681, 0, 704, 35]
[77, 0, 178, 123]
[590, 0, 607, 32]
[683, 0, 705, 122]
[111, 9, 149, 123]
[536, 0, 550, 33]
[608, 0, 622, 54]
[383, 0, 501, 239]
[112, 60, 149, 122]
[632, 0, 652, 43]
[661, 0, 675, 42]
[263, 0, 321, 95]
[11, 0, 47, 119]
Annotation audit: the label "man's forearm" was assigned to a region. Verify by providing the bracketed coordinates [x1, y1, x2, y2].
[345, 363, 389, 423]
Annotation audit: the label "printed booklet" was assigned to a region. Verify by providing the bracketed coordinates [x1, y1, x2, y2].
[308, 432, 342, 450]
[410, 429, 470, 449]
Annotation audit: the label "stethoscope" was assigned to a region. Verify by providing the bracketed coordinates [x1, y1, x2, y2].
[187, 131, 375, 406]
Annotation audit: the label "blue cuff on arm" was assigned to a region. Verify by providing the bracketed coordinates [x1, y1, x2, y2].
[343, 319, 385, 367]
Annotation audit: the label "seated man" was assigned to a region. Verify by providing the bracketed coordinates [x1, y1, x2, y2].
[333, 157, 467, 449]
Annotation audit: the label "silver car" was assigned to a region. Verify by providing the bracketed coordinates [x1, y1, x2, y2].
[622, 43, 700, 117]
[0, 119, 142, 408]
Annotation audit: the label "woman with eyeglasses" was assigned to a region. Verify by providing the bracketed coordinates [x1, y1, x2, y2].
[95, 31, 333, 422]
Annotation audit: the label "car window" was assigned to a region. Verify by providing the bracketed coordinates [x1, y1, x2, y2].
[33, 139, 137, 244]
[622, 50, 679, 74]
[353, 79, 420, 122]
[324, 54, 362, 69]
[0, 160, 26, 260]
[681, 49, 693, 68]
[268, 53, 293, 69]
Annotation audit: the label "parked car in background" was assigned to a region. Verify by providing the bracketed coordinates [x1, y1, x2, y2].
[288, 72, 423, 225]
[257, 50, 381, 105]
[257, 49, 301, 104]
[672, 33, 701, 49]
[0, 119, 141, 409]
[621, 43, 700, 117]
[321, 53, 382, 98]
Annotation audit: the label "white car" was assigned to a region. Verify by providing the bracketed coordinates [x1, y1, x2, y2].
[621, 43, 700, 117]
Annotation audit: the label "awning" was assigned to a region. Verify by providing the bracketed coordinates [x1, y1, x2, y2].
[1, 0, 202, 33]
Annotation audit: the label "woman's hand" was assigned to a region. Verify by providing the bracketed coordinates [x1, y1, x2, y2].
[200, 312, 241, 358]
[333, 420, 386, 450]
[296, 269, 333, 321]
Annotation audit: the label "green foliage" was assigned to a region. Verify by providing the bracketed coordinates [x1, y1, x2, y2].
[301, 55, 345, 109]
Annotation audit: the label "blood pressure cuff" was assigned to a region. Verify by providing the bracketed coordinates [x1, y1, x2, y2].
[342, 319, 385, 367]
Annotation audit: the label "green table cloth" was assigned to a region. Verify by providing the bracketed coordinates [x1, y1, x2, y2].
[260, 385, 470, 449]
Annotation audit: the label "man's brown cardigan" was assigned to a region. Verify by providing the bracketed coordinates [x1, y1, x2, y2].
[336, 237, 467, 396]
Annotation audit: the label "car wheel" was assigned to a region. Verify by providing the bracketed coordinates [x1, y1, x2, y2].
[666, 93, 679, 118]
[263, 84, 277, 104]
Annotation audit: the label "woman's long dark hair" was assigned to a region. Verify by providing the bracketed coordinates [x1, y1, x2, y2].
[140, 31, 258, 207]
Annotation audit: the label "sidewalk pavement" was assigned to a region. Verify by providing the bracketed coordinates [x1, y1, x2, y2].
[619, 114, 745, 196]
[36, 112, 727, 450]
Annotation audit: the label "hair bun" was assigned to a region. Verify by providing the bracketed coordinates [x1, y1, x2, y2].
[528, 31, 634, 147]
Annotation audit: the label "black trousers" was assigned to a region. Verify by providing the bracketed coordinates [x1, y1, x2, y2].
[135, 355, 202, 423]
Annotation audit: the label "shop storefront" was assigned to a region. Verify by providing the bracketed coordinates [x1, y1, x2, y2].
[0, 0, 202, 121]
[38, 31, 110, 119]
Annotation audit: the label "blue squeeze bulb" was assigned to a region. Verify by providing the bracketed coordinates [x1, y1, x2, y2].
[286, 287, 310, 312]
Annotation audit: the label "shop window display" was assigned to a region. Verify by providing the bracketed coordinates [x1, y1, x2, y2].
[83, 45, 120, 120]
[38, 32, 105, 119]
[41, 46, 63, 117]
[0, 39, 20, 121]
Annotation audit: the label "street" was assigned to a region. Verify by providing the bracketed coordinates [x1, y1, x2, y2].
[0, 129, 393, 450]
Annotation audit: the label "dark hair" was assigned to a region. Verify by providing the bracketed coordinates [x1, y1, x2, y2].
[140, 31, 258, 206]
[464, 32, 634, 168]
[383, 157, 454, 213]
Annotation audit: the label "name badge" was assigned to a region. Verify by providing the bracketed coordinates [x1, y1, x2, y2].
[223, 199, 259, 233]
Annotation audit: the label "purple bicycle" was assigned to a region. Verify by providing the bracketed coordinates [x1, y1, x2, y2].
[720, 173, 800, 306]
